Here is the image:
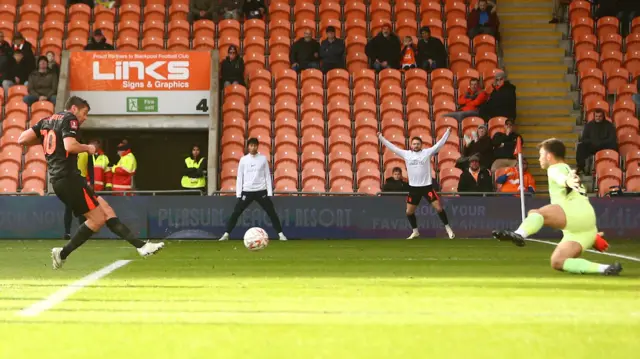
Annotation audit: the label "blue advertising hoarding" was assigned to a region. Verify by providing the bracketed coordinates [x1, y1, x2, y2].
[0, 196, 639, 239]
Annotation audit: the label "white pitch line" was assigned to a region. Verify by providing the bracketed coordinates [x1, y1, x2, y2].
[526, 238, 640, 262]
[16, 260, 131, 317]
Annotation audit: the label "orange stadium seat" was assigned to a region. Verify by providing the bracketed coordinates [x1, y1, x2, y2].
[438, 150, 461, 170]
[222, 114, 246, 132]
[618, 132, 640, 157]
[244, 19, 266, 38]
[24, 146, 45, 167]
[326, 68, 349, 88]
[597, 167, 622, 197]
[142, 36, 164, 50]
[353, 82, 376, 103]
[585, 99, 610, 121]
[219, 19, 240, 39]
[613, 115, 639, 133]
[430, 68, 454, 88]
[93, 20, 115, 41]
[119, 4, 141, 23]
[597, 17, 619, 39]
[624, 51, 640, 77]
[616, 84, 637, 101]
[594, 149, 619, 170]
[224, 84, 247, 104]
[192, 36, 214, 51]
[488, 116, 507, 135]
[168, 2, 189, 21]
[605, 67, 630, 94]
[18, 4, 40, 22]
[433, 100, 456, 120]
[345, 17, 367, 38]
[294, 18, 315, 39]
[581, 83, 606, 104]
[448, 34, 469, 55]
[268, 19, 290, 38]
[67, 20, 90, 40]
[218, 36, 240, 57]
[461, 116, 484, 136]
[433, 84, 456, 103]
[249, 115, 271, 134]
[44, 4, 65, 23]
[116, 36, 139, 50]
[626, 150, 640, 170]
[31, 101, 54, 123]
[626, 33, 640, 53]
[379, 68, 402, 88]
[600, 33, 622, 53]
[17, 21, 38, 42]
[193, 20, 215, 39]
[244, 52, 266, 76]
[7, 86, 27, 103]
[573, 33, 596, 55]
[167, 36, 189, 50]
[473, 34, 496, 55]
[143, 20, 165, 39]
[294, 1, 315, 21]
[613, 99, 635, 119]
[320, 18, 342, 39]
[94, 5, 115, 23]
[269, 35, 290, 55]
[404, 68, 428, 89]
[301, 150, 325, 168]
[579, 67, 604, 88]
[68, 3, 91, 23]
[268, 2, 290, 22]
[569, 0, 591, 20]
[327, 82, 350, 103]
[570, 17, 594, 40]
[380, 84, 402, 103]
[600, 50, 623, 74]
[117, 20, 140, 39]
[5, 100, 27, 117]
[406, 84, 429, 104]
[344, 0, 366, 19]
[576, 50, 599, 73]
[269, 52, 290, 73]
[396, 17, 418, 39]
[446, 17, 467, 39]
[249, 69, 272, 88]
[2, 112, 27, 131]
[380, 100, 404, 120]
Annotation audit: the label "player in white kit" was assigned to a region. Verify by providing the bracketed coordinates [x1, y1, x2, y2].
[378, 128, 455, 239]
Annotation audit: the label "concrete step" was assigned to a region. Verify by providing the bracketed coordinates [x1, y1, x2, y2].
[525, 133, 577, 142]
[500, 23, 558, 31]
[515, 116, 578, 125]
[507, 64, 567, 74]
[517, 92, 572, 98]
[498, 6, 552, 14]
[518, 109, 572, 117]
[501, 39, 561, 48]
[498, 0, 553, 7]
[504, 57, 565, 64]
[512, 81, 571, 91]
[504, 48, 565, 57]
[508, 73, 568, 81]
[499, 14, 553, 23]
[501, 31, 563, 40]
[518, 98, 573, 108]
[518, 124, 574, 132]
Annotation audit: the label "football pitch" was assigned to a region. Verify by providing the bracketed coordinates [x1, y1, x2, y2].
[1, 239, 639, 359]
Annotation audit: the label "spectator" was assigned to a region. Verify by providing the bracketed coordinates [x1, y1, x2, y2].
[468, 0, 499, 39]
[457, 155, 494, 195]
[182, 144, 207, 194]
[84, 29, 114, 50]
[290, 29, 320, 72]
[382, 167, 409, 192]
[24, 56, 58, 106]
[221, 45, 245, 88]
[496, 159, 536, 196]
[445, 78, 488, 121]
[220, 0, 243, 20]
[633, 80, 640, 106]
[46, 51, 60, 78]
[458, 124, 493, 170]
[189, 0, 216, 22]
[12, 33, 35, 73]
[400, 36, 418, 70]
[365, 22, 401, 71]
[0, 31, 12, 96]
[576, 109, 618, 174]
[417, 26, 447, 71]
[3, 51, 30, 97]
[242, 0, 266, 20]
[319, 26, 345, 73]
[549, 0, 572, 23]
[479, 71, 517, 122]
[491, 119, 522, 172]
[618, 0, 640, 36]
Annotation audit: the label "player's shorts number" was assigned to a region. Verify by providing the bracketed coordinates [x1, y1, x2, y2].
[40, 130, 57, 155]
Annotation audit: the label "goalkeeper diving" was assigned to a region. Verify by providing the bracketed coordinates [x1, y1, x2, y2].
[493, 138, 622, 276]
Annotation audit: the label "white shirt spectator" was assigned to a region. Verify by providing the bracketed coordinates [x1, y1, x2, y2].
[236, 153, 272, 197]
[379, 129, 450, 187]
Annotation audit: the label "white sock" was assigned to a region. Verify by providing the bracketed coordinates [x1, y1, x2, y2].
[445, 225, 452, 231]
[413, 228, 419, 234]
[278, 232, 284, 236]
[598, 264, 609, 273]
[514, 228, 528, 238]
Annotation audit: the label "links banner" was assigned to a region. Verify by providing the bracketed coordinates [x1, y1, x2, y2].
[1, 196, 639, 240]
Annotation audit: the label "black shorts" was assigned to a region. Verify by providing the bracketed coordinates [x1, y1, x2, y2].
[407, 185, 439, 205]
[52, 175, 100, 217]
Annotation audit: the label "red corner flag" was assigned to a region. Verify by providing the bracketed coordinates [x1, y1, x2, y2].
[514, 136, 522, 156]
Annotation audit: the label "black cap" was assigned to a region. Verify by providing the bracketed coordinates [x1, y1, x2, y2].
[469, 155, 480, 162]
[93, 29, 103, 36]
[326, 26, 336, 33]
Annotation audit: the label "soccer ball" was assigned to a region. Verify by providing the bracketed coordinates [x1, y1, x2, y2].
[243, 227, 269, 251]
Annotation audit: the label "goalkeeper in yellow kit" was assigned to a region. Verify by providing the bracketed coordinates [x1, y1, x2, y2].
[493, 138, 623, 275]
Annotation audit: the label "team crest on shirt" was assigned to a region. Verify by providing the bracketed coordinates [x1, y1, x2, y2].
[69, 120, 78, 130]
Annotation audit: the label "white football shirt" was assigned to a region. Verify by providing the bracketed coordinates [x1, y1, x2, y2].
[236, 153, 273, 197]
[379, 129, 451, 187]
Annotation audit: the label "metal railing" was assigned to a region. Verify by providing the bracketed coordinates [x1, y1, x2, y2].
[95, 190, 205, 196]
[211, 190, 369, 196]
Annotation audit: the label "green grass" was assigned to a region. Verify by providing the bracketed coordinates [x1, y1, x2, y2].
[1, 239, 639, 359]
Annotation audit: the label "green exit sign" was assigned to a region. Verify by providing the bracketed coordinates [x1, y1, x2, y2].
[126, 97, 158, 113]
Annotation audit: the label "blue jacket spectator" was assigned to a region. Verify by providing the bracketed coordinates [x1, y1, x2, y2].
[319, 26, 345, 73]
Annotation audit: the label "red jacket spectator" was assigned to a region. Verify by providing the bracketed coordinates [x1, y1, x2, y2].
[458, 87, 488, 112]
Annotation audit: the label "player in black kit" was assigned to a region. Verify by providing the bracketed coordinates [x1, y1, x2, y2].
[18, 96, 164, 269]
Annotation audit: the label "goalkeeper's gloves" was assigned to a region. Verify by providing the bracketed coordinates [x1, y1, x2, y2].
[565, 170, 586, 195]
[593, 232, 609, 252]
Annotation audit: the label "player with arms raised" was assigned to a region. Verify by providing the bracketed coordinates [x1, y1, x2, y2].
[493, 138, 622, 275]
[378, 129, 455, 240]
[18, 96, 164, 269]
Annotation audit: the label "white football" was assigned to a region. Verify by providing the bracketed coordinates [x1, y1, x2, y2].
[243, 227, 269, 251]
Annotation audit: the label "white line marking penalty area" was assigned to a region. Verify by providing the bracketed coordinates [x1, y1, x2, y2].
[16, 260, 132, 317]
[527, 238, 640, 262]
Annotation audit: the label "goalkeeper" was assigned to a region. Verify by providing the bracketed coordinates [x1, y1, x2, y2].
[493, 138, 622, 276]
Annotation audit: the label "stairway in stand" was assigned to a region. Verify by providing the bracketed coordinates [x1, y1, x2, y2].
[497, 0, 580, 194]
